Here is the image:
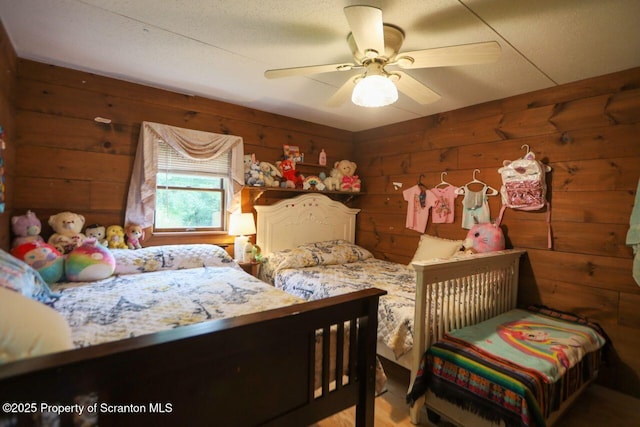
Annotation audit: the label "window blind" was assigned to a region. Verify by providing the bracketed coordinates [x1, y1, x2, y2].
[157, 139, 230, 176]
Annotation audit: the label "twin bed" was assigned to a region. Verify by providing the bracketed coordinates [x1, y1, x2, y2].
[0, 193, 606, 427]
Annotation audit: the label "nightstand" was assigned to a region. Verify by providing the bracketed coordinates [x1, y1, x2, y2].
[238, 261, 260, 278]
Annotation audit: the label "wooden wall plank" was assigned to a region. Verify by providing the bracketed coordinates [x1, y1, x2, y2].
[518, 276, 619, 322]
[16, 110, 138, 155]
[619, 293, 640, 328]
[14, 177, 90, 211]
[523, 248, 638, 294]
[17, 146, 133, 183]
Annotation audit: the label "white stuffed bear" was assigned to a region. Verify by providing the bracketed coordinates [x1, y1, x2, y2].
[335, 159, 361, 192]
[48, 211, 87, 254]
[259, 161, 282, 187]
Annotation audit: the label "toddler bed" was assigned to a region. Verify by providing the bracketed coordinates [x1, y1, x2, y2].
[0, 244, 385, 426]
[407, 305, 608, 427]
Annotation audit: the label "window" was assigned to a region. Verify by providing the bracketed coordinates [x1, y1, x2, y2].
[154, 139, 230, 232]
[125, 122, 244, 232]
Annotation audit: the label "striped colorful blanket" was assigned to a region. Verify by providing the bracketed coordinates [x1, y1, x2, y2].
[407, 306, 607, 427]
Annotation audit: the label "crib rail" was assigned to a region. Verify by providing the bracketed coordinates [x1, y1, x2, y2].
[409, 249, 526, 404]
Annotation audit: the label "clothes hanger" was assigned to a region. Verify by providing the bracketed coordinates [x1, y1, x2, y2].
[416, 174, 428, 207]
[455, 169, 499, 195]
[417, 174, 427, 189]
[434, 171, 451, 189]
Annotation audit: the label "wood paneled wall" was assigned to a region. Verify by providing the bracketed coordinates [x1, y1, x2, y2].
[0, 20, 17, 249]
[12, 60, 353, 248]
[352, 68, 640, 397]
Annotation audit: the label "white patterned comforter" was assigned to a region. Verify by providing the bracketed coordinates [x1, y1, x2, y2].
[259, 240, 422, 359]
[50, 245, 303, 348]
[260, 240, 498, 360]
[268, 258, 418, 359]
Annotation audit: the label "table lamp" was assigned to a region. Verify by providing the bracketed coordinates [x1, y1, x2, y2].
[229, 212, 256, 262]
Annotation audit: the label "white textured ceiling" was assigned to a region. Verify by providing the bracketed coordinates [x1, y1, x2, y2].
[1, 0, 639, 132]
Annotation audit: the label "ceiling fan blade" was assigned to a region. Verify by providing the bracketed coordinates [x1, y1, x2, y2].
[344, 5, 385, 58]
[265, 63, 357, 79]
[325, 76, 358, 107]
[396, 41, 501, 69]
[394, 71, 441, 105]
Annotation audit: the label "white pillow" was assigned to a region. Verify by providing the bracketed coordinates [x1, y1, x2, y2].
[0, 287, 73, 364]
[113, 244, 237, 275]
[409, 234, 464, 265]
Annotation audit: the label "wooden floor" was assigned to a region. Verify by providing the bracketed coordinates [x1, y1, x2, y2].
[312, 358, 640, 427]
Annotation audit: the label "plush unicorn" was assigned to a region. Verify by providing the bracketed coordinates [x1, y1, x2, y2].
[463, 222, 505, 253]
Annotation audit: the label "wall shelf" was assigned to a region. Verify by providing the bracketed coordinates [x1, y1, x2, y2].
[245, 187, 363, 204]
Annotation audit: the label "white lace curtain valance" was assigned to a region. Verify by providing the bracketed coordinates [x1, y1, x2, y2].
[125, 121, 244, 229]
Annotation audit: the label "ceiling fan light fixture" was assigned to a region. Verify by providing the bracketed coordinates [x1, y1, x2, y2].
[351, 74, 398, 107]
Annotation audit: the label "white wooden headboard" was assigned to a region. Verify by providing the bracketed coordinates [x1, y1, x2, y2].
[254, 194, 360, 255]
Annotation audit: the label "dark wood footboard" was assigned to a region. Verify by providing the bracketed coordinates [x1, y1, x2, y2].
[0, 288, 386, 427]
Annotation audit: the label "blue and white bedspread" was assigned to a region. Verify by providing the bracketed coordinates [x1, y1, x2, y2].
[50, 244, 303, 348]
[260, 240, 422, 359]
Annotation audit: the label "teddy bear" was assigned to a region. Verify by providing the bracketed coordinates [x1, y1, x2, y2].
[259, 161, 282, 187]
[106, 225, 128, 249]
[276, 158, 304, 188]
[47, 211, 87, 254]
[85, 224, 108, 246]
[334, 160, 361, 192]
[11, 210, 45, 248]
[125, 224, 145, 249]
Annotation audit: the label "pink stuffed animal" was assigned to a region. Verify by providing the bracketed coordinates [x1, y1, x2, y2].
[125, 224, 145, 250]
[463, 222, 505, 253]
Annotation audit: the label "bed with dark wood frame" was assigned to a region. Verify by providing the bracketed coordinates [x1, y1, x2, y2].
[0, 287, 385, 427]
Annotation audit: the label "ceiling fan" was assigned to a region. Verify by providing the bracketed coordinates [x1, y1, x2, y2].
[264, 5, 501, 108]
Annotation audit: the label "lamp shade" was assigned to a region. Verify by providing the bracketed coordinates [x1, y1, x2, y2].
[229, 213, 256, 236]
[352, 75, 398, 107]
